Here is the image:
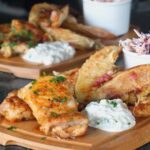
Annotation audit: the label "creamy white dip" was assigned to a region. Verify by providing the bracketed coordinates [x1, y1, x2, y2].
[22, 41, 75, 65]
[85, 99, 136, 132]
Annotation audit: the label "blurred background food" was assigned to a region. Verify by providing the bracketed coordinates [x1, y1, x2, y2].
[0, 0, 149, 32]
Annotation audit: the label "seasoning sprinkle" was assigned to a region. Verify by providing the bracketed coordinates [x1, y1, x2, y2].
[33, 90, 39, 95]
[31, 80, 37, 85]
[7, 126, 17, 131]
[50, 112, 60, 118]
[106, 100, 118, 108]
[40, 137, 46, 140]
[52, 96, 68, 103]
[50, 76, 66, 84]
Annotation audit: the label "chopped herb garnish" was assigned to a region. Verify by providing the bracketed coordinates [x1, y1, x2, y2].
[7, 126, 17, 131]
[50, 76, 66, 84]
[128, 122, 131, 125]
[96, 121, 100, 125]
[31, 80, 37, 85]
[29, 86, 32, 89]
[27, 41, 36, 48]
[0, 33, 4, 40]
[50, 112, 60, 118]
[107, 100, 118, 108]
[33, 90, 39, 95]
[115, 120, 118, 123]
[52, 96, 68, 103]
[110, 101, 117, 108]
[40, 137, 46, 140]
[15, 29, 33, 40]
[2, 42, 17, 47]
[10, 42, 17, 47]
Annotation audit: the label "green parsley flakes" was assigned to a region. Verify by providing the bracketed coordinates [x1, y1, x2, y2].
[0, 33, 4, 40]
[31, 80, 37, 85]
[7, 126, 17, 131]
[106, 100, 118, 108]
[50, 112, 60, 118]
[40, 137, 46, 140]
[110, 101, 118, 108]
[33, 90, 39, 95]
[52, 96, 68, 103]
[128, 122, 131, 125]
[50, 76, 66, 84]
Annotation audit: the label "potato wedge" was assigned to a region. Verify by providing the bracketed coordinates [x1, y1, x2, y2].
[28, 3, 69, 28]
[75, 46, 121, 103]
[41, 25, 96, 50]
[63, 21, 116, 40]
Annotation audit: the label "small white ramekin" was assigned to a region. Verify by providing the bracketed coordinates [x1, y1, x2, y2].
[122, 48, 150, 68]
[82, 0, 132, 36]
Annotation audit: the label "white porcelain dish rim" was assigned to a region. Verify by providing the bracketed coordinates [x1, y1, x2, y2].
[122, 48, 150, 59]
[83, 0, 132, 6]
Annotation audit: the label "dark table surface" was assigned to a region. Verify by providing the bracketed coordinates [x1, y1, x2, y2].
[0, 0, 150, 150]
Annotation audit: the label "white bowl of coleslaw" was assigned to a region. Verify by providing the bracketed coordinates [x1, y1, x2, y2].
[82, 0, 132, 36]
[120, 30, 150, 68]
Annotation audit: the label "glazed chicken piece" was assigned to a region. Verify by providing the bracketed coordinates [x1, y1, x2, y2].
[18, 75, 88, 138]
[0, 91, 34, 122]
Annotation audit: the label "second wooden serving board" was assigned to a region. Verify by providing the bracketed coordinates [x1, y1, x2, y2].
[0, 50, 95, 79]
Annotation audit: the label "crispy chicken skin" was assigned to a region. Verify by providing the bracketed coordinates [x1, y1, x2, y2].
[18, 75, 88, 138]
[93, 65, 150, 101]
[133, 86, 150, 117]
[0, 91, 34, 122]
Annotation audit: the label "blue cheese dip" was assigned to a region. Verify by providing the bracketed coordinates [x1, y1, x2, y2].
[85, 99, 136, 132]
[22, 41, 75, 65]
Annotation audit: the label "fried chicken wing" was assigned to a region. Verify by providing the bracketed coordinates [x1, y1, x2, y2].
[18, 75, 88, 138]
[0, 91, 34, 122]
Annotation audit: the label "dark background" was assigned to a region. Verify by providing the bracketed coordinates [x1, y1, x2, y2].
[0, 0, 149, 32]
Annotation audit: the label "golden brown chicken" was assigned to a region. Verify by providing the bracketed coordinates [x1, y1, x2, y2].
[133, 86, 150, 117]
[92, 65, 150, 101]
[18, 75, 88, 138]
[0, 20, 44, 57]
[0, 91, 34, 122]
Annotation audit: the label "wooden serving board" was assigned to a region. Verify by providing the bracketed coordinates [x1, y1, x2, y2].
[0, 26, 138, 79]
[0, 50, 95, 79]
[0, 117, 150, 150]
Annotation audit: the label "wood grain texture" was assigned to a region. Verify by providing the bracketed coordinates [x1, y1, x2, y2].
[0, 50, 94, 79]
[0, 117, 150, 150]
